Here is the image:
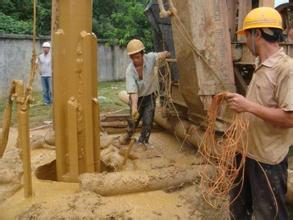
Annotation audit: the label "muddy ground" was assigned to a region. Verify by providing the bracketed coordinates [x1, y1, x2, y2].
[0, 127, 292, 219]
[0, 127, 229, 219]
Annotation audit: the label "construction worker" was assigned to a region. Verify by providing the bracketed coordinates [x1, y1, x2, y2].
[37, 41, 52, 105]
[119, 39, 170, 147]
[226, 7, 293, 219]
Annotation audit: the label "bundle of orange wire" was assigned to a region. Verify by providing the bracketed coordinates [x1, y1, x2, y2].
[198, 92, 249, 210]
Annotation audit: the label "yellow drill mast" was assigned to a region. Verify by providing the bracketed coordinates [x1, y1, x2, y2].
[52, 0, 100, 182]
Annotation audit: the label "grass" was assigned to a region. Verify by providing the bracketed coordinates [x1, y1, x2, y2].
[98, 81, 127, 113]
[0, 81, 127, 128]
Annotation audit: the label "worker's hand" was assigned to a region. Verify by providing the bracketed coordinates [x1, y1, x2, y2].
[225, 92, 252, 113]
[159, 51, 171, 60]
[165, 51, 171, 58]
[131, 109, 140, 121]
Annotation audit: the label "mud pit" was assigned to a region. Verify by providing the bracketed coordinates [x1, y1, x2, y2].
[0, 127, 232, 219]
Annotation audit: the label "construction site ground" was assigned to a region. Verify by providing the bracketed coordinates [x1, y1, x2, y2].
[0, 81, 293, 219]
[0, 126, 229, 219]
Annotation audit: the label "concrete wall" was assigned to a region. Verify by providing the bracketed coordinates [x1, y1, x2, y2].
[0, 34, 130, 98]
[98, 42, 130, 81]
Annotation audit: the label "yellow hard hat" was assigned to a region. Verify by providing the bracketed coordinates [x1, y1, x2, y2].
[127, 39, 145, 55]
[237, 7, 283, 35]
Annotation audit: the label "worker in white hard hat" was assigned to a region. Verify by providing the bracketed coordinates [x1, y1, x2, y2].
[37, 41, 52, 105]
[226, 7, 293, 219]
[119, 39, 170, 147]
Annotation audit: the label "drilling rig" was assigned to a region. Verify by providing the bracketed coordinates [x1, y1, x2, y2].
[140, 0, 293, 145]
[1, 0, 293, 219]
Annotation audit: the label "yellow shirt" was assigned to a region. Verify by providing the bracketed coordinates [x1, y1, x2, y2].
[246, 48, 293, 165]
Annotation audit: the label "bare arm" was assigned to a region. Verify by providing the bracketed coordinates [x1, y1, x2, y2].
[246, 101, 293, 128]
[226, 92, 293, 128]
[129, 93, 138, 112]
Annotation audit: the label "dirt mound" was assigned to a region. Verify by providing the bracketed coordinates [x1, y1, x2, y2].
[0, 147, 23, 203]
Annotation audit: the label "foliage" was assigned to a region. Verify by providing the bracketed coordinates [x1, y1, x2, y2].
[0, 12, 32, 34]
[0, 0, 51, 35]
[36, 1, 51, 35]
[93, 0, 153, 50]
[0, 0, 153, 49]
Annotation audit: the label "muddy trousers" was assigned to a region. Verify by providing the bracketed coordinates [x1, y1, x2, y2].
[230, 155, 288, 220]
[126, 93, 156, 144]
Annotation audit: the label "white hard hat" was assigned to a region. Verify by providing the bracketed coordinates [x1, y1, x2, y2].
[42, 42, 51, 48]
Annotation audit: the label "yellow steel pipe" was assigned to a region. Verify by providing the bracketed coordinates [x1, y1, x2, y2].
[0, 82, 14, 157]
[66, 97, 79, 182]
[0, 103, 12, 157]
[53, 0, 100, 181]
[15, 81, 32, 197]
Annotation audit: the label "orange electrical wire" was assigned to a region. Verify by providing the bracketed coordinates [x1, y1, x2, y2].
[198, 92, 249, 210]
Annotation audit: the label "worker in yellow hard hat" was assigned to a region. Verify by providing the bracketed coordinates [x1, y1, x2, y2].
[226, 7, 293, 219]
[119, 39, 170, 147]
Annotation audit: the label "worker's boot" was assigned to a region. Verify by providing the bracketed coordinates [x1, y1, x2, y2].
[119, 133, 131, 145]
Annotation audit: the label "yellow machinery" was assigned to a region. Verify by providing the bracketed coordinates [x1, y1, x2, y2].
[52, 0, 100, 182]
[0, 0, 101, 197]
[158, 0, 277, 116]
[139, 0, 293, 148]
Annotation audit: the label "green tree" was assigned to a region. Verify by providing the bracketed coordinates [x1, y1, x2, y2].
[36, 1, 51, 35]
[0, 0, 51, 35]
[93, 0, 153, 49]
[0, 0, 153, 49]
[0, 12, 32, 34]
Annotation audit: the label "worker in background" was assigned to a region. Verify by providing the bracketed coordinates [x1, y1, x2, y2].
[37, 41, 52, 105]
[119, 39, 170, 147]
[226, 7, 293, 219]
